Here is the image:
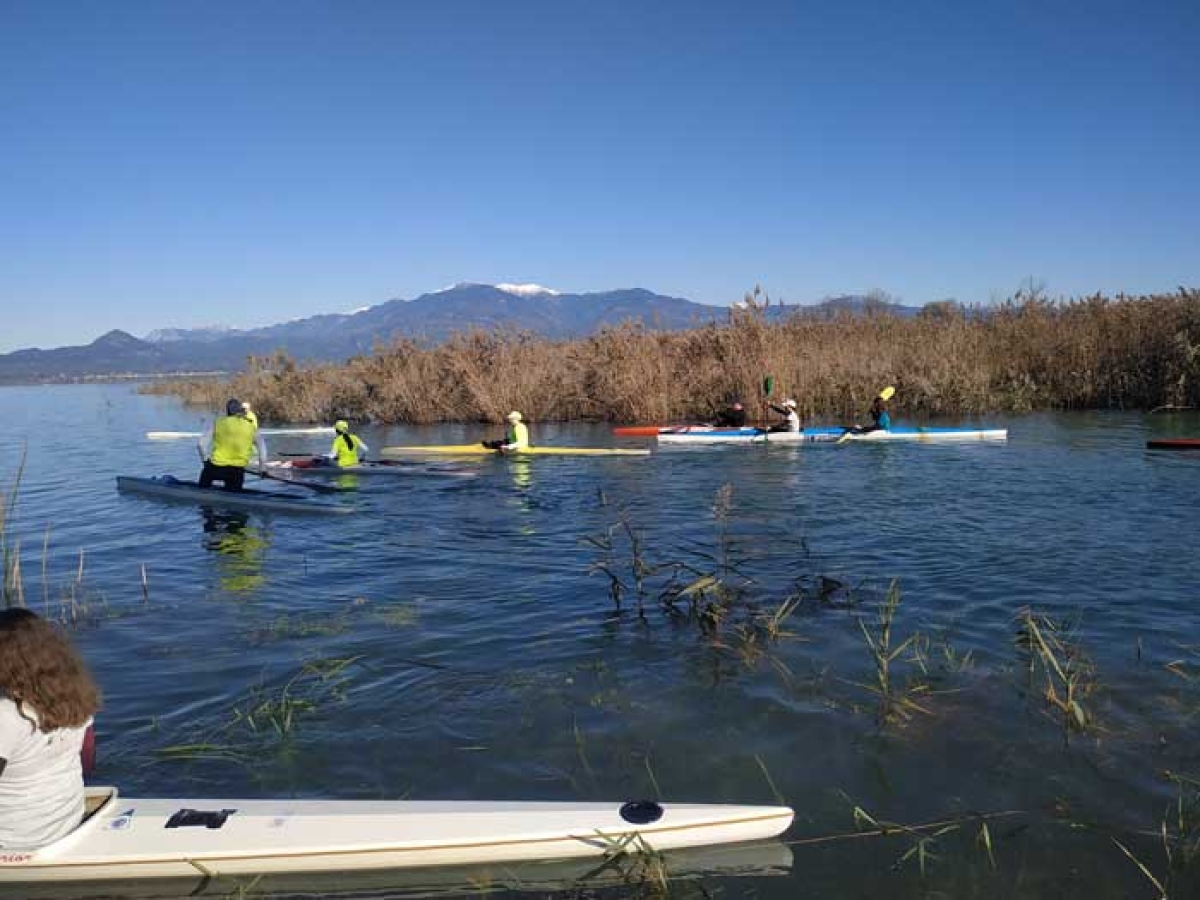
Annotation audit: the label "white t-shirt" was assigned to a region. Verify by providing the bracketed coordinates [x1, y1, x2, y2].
[0, 697, 89, 851]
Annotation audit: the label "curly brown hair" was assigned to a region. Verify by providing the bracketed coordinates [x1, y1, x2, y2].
[0, 608, 101, 731]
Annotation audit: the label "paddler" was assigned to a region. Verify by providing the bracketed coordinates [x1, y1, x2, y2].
[328, 419, 369, 467]
[0, 608, 101, 851]
[483, 410, 530, 452]
[767, 398, 801, 433]
[850, 390, 893, 434]
[197, 398, 268, 491]
[714, 401, 747, 428]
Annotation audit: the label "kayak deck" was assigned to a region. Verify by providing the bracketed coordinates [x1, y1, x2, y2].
[115, 476, 354, 515]
[381, 444, 651, 457]
[0, 788, 794, 883]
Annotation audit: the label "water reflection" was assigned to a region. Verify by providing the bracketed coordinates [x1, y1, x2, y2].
[508, 458, 536, 536]
[199, 508, 268, 595]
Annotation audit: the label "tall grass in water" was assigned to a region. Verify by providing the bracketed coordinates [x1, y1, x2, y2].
[145, 288, 1200, 423]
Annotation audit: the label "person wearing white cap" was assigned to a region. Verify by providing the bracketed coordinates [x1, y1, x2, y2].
[767, 398, 801, 433]
[484, 411, 530, 452]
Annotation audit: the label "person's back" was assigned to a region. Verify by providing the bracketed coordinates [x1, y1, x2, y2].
[0, 609, 100, 852]
[715, 403, 747, 428]
[330, 420, 368, 467]
[0, 699, 90, 850]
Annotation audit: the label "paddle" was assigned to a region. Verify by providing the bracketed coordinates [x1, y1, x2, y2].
[252, 467, 347, 493]
[837, 385, 896, 444]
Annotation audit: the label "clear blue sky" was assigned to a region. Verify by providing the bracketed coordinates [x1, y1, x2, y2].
[2, 0, 1197, 351]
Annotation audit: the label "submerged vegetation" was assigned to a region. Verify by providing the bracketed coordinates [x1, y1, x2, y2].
[146, 288, 1200, 424]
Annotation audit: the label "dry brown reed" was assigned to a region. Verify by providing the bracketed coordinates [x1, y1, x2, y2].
[144, 288, 1200, 425]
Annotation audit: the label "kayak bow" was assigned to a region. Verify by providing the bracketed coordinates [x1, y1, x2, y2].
[116, 476, 354, 515]
[1147, 438, 1200, 450]
[147, 427, 335, 440]
[0, 787, 794, 883]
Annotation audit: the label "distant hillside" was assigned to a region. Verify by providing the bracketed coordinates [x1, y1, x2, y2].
[0, 284, 919, 383]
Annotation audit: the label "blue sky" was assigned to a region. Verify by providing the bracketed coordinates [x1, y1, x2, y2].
[1, 0, 1197, 351]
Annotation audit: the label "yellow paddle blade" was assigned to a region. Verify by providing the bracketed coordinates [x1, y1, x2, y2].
[879, 386, 896, 401]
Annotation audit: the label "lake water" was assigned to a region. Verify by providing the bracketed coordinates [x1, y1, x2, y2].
[3, 383, 1199, 898]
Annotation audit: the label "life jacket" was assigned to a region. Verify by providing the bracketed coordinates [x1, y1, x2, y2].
[507, 421, 530, 449]
[210, 415, 257, 467]
[331, 432, 362, 467]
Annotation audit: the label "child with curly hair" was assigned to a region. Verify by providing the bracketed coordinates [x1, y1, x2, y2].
[0, 608, 101, 850]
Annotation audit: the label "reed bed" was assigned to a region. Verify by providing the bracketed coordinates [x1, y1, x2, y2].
[145, 288, 1200, 424]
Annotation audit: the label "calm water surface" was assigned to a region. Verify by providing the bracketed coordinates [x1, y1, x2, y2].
[3, 383, 1200, 898]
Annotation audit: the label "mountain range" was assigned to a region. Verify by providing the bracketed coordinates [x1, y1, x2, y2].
[0, 283, 917, 383]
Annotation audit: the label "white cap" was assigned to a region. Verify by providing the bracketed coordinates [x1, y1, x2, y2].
[783, 399, 797, 408]
[506, 411, 523, 422]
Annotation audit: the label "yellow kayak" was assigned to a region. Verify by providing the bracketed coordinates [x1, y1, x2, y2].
[380, 444, 651, 457]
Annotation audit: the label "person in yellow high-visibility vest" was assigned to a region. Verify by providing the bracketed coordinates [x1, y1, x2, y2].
[327, 420, 369, 467]
[483, 411, 530, 452]
[197, 398, 268, 491]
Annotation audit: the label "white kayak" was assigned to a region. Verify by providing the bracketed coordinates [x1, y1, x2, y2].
[839, 426, 1008, 442]
[657, 427, 846, 445]
[146, 427, 335, 440]
[0, 788, 794, 884]
[658, 426, 1007, 445]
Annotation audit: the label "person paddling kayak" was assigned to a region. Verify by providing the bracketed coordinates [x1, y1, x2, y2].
[767, 398, 801, 433]
[0, 608, 101, 852]
[483, 411, 530, 452]
[714, 402, 747, 428]
[849, 389, 894, 434]
[197, 398, 268, 491]
[328, 420, 369, 467]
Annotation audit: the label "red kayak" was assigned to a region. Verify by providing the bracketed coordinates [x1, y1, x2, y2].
[1147, 438, 1200, 450]
[613, 424, 723, 437]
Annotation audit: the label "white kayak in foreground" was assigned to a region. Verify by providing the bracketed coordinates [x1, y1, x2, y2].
[0, 788, 794, 884]
[839, 426, 1007, 442]
[146, 427, 335, 440]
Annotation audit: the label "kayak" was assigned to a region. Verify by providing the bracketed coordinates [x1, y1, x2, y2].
[116, 476, 354, 515]
[1147, 438, 1200, 450]
[839, 427, 1007, 443]
[146, 427, 335, 440]
[613, 424, 726, 437]
[658, 426, 1006, 445]
[13, 839, 793, 898]
[267, 459, 477, 479]
[0, 787, 794, 884]
[381, 444, 651, 457]
[657, 427, 847, 445]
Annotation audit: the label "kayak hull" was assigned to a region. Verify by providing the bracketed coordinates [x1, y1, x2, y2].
[840, 427, 1007, 443]
[0, 788, 794, 883]
[381, 445, 651, 457]
[146, 427, 334, 440]
[657, 428, 846, 445]
[1147, 438, 1200, 450]
[267, 459, 476, 479]
[658, 427, 1007, 445]
[115, 476, 353, 515]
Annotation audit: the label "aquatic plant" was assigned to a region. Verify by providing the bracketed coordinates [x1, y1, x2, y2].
[146, 288, 1200, 424]
[854, 582, 933, 726]
[1015, 607, 1097, 740]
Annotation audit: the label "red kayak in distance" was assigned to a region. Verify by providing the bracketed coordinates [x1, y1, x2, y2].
[612, 424, 768, 437]
[1147, 438, 1200, 450]
[612, 425, 693, 437]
